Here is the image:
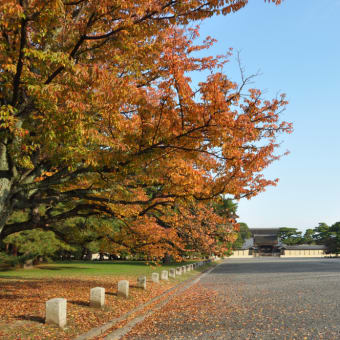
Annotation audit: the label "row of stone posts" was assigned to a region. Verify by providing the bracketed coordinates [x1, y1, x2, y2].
[45, 260, 211, 328]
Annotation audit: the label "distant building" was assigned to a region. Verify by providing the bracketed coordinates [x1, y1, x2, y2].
[280, 244, 326, 257]
[230, 228, 327, 258]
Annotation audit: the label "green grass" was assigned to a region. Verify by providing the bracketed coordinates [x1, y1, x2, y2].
[0, 260, 199, 279]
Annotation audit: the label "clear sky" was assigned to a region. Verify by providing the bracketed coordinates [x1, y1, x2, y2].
[195, 0, 340, 232]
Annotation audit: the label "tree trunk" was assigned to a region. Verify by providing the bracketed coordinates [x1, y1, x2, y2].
[85, 250, 92, 261]
[0, 142, 13, 240]
[162, 253, 173, 264]
[80, 247, 87, 260]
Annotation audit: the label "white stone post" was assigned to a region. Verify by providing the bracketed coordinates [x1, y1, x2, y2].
[90, 287, 105, 308]
[169, 268, 176, 278]
[186, 264, 191, 272]
[24, 259, 33, 269]
[176, 267, 182, 275]
[118, 280, 129, 298]
[182, 266, 186, 273]
[161, 270, 169, 280]
[151, 272, 159, 283]
[137, 276, 147, 289]
[45, 298, 67, 328]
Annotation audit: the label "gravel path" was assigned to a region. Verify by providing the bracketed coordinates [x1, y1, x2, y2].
[123, 258, 340, 340]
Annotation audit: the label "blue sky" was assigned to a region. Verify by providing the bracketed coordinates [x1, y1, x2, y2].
[195, 0, 340, 232]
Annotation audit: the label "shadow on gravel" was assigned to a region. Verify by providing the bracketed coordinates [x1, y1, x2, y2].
[105, 292, 118, 296]
[69, 300, 89, 307]
[16, 315, 45, 324]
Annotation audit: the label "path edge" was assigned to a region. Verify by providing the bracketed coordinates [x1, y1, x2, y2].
[73, 262, 219, 340]
[103, 263, 220, 340]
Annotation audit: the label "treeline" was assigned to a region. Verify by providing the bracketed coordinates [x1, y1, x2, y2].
[279, 222, 340, 254]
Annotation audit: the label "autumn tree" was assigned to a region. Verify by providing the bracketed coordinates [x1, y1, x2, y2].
[0, 0, 288, 257]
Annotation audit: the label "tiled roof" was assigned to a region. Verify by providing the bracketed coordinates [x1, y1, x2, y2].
[250, 228, 280, 235]
[254, 235, 278, 245]
[282, 244, 326, 250]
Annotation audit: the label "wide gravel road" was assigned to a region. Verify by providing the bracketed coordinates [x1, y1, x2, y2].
[124, 258, 340, 340]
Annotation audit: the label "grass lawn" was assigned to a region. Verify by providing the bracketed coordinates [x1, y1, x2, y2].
[0, 260, 194, 279]
[0, 260, 212, 340]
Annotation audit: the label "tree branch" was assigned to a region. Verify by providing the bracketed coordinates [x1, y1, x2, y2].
[11, 17, 27, 106]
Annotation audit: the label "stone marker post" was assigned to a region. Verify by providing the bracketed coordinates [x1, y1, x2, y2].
[24, 259, 33, 269]
[186, 264, 191, 272]
[46, 298, 67, 328]
[137, 276, 147, 289]
[118, 280, 129, 298]
[176, 267, 182, 275]
[182, 266, 186, 273]
[161, 270, 169, 280]
[151, 272, 159, 283]
[90, 287, 105, 308]
[169, 268, 176, 278]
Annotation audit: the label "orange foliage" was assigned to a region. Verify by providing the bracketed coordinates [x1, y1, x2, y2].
[0, 0, 290, 258]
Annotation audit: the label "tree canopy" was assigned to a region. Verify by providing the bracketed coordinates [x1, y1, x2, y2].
[232, 222, 251, 249]
[313, 222, 340, 254]
[0, 0, 288, 259]
[278, 227, 303, 245]
[278, 223, 340, 255]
